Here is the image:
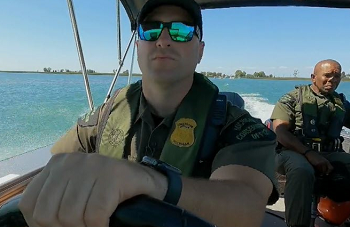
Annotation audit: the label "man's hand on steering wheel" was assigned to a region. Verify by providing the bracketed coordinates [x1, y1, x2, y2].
[18, 152, 168, 227]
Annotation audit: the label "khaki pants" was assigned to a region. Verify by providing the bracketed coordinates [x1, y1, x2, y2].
[276, 150, 350, 227]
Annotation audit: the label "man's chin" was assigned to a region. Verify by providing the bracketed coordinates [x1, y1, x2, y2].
[321, 87, 335, 94]
[150, 72, 178, 83]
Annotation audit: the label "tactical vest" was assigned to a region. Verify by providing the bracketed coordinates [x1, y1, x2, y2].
[295, 85, 345, 140]
[95, 73, 219, 177]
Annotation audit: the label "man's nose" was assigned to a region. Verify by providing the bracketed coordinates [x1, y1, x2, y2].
[155, 28, 172, 47]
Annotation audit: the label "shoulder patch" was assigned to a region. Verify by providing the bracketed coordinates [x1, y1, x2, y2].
[78, 106, 102, 127]
[226, 105, 249, 123]
[222, 114, 276, 145]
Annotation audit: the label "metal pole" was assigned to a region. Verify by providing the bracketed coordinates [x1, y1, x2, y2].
[116, 0, 122, 65]
[66, 0, 94, 110]
[127, 35, 137, 85]
[104, 30, 137, 104]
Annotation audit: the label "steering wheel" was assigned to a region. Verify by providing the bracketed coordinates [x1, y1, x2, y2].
[0, 194, 215, 227]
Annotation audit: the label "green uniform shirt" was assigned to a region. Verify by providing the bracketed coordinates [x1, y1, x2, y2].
[271, 85, 350, 134]
[52, 91, 279, 204]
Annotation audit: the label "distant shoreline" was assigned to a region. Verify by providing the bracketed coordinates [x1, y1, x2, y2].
[0, 71, 136, 77]
[239, 77, 350, 82]
[1, 70, 349, 81]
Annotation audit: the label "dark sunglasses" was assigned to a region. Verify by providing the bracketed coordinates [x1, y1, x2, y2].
[138, 21, 200, 42]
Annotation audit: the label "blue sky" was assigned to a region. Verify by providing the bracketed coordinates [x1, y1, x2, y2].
[1, 1, 349, 77]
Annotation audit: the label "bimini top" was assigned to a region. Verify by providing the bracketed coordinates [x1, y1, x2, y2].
[121, 0, 350, 30]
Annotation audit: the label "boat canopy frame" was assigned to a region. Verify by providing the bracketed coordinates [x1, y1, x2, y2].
[66, 0, 350, 110]
[121, 0, 350, 31]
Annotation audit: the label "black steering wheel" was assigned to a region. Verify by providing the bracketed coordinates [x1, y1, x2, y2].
[0, 194, 215, 227]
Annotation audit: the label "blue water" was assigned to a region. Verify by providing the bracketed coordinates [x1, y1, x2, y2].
[1, 72, 350, 161]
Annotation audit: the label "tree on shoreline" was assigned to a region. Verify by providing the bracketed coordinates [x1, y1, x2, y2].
[293, 70, 299, 78]
[341, 71, 350, 79]
[43, 67, 51, 73]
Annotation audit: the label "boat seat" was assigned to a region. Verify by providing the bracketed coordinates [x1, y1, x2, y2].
[220, 91, 245, 109]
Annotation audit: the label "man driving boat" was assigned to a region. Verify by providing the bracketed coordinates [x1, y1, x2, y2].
[271, 59, 350, 227]
[19, 0, 279, 226]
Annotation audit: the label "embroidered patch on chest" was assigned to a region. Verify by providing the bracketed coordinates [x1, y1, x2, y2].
[170, 118, 197, 147]
[108, 128, 125, 147]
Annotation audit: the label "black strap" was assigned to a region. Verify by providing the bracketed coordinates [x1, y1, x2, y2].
[96, 89, 122, 153]
[298, 86, 320, 138]
[192, 94, 227, 178]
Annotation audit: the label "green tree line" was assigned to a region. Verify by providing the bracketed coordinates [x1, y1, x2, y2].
[43, 67, 96, 74]
[42, 68, 143, 76]
[200, 70, 350, 79]
[41, 67, 350, 79]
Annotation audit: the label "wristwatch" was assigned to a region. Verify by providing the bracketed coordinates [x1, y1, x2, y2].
[140, 156, 182, 205]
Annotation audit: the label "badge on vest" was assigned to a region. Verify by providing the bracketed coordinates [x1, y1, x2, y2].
[170, 118, 197, 147]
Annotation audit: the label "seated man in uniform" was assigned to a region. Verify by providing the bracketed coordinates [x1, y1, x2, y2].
[270, 59, 350, 227]
[19, 0, 278, 226]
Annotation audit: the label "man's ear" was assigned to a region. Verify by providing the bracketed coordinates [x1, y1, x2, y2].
[311, 73, 317, 83]
[198, 41, 205, 63]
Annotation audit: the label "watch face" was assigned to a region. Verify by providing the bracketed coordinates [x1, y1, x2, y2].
[141, 156, 182, 175]
[141, 156, 158, 166]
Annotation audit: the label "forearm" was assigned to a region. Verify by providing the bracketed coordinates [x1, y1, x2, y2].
[177, 178, 268, 227]
[142, 161, 272, 227]
[276, 129, 309, 154]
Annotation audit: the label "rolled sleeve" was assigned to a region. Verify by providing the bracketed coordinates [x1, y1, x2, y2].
[270, 91, 297, 122]
[212, 106, 279, 204]
[51, 104, 105, 154]
[51, 125, 87, 154]
[271, 102, 294, 122]
[212, 140, 279, 205]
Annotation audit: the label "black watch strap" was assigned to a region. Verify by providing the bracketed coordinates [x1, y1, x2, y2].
[141, 156, 182, 205]
[162, 167, 182, 205]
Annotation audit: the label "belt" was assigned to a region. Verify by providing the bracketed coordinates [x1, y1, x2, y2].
[305, 138, 343, 152]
